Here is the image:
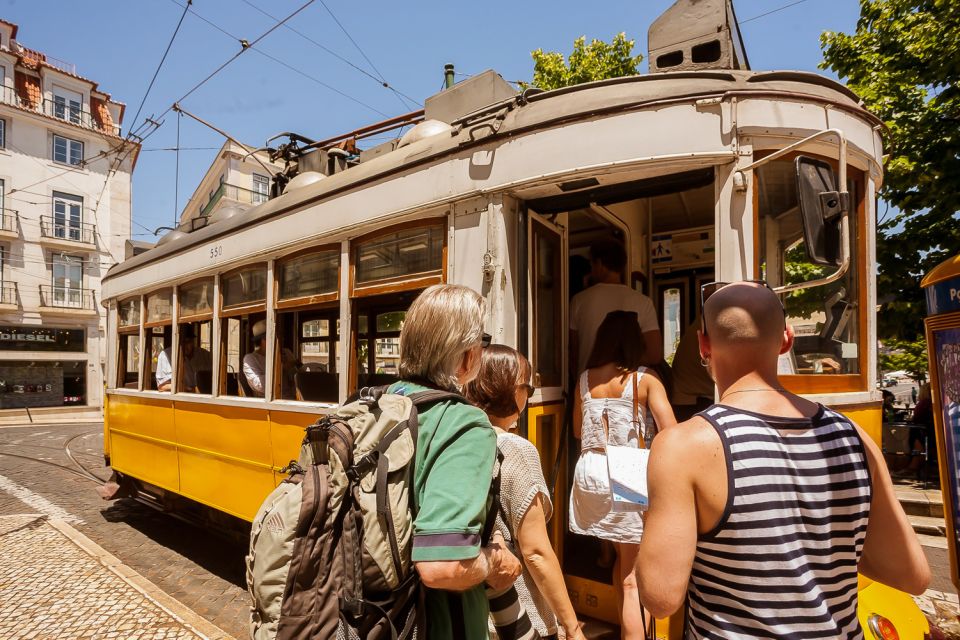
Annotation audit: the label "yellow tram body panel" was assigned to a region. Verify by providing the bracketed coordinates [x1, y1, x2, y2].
[106, 393, 317, 521]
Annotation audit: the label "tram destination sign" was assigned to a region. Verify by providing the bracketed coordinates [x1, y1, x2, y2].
[0, 327, 85, 352]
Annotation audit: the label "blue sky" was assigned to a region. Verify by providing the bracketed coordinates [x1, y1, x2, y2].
[3, 0, 862, 238]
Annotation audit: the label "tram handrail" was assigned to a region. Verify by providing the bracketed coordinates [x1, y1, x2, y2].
[735, 128, 851, 295]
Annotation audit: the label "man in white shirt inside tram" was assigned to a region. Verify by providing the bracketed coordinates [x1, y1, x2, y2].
[155, 325, 212, 392]
[569, 239, 662, 375]
[243, 320, 268, 397]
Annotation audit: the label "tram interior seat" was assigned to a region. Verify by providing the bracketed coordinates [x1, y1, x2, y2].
[196, 372, 213, 395]
[225, 374, 240, 396]
[237, 372, 255, 398]
[295, 371, 338, 402]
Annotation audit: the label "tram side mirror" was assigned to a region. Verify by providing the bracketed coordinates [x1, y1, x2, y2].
[795, 156, 844, 267]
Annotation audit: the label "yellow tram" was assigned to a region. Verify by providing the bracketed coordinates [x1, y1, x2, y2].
[101, 2, 928, 637]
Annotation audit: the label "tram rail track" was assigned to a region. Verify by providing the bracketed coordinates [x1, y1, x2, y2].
[0, 429, 108, 484]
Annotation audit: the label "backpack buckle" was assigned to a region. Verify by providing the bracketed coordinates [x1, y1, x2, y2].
[339, 596, 364, 617]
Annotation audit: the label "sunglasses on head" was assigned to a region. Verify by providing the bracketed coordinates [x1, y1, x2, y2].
[518, 382, 535, 396]
[480, 332, 492, 348]
[700, 280, 783, 334]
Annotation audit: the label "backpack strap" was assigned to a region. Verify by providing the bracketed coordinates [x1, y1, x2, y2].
[481, 449, 505, 546]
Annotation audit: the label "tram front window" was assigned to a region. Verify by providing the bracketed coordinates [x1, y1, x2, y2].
[757, 158, 861, 375]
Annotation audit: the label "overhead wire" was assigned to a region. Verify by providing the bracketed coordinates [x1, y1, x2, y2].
[237, 0, 419, 109]
[127, 0, 192, 137]
[166, 0, 389, 117]
[741, 0, 813, 24]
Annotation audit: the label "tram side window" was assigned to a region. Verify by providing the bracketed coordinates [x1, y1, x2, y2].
[220, 264, 267, 398]
[757, 159, 860, 375]
[116, 297, 141, 389]
[145, 290, 172, 391]
[178, 279, 214, 394]
[275, 312, 339, 401]
[532, 220, 562, 388]
[356, 310, 404, 388]
[275, 248, 340, 402]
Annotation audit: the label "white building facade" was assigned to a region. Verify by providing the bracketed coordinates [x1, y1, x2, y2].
[0, 19, 138, 418]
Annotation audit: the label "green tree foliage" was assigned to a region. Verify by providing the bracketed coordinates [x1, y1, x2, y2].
[530, 33, 643, 91]
[879, 338, 929, 382]
[821, 0, 960, 340]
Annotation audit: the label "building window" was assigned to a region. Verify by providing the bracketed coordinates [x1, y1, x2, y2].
[52, 192, 83, 241]
[53, 91, 82, 125]
[0, 119, 5, 148]
[53, 135, 83, 166]
[252, 174, 270, 205]
[51, 254, 83, 307]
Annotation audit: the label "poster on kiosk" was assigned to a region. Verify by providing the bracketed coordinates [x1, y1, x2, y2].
[923, 254, 960, 590]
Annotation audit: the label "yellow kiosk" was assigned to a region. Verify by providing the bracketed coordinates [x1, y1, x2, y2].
[924, 254, 960, 591]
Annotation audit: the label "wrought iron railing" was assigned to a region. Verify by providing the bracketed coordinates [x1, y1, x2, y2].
[39, 216, 96, 245]
[0, 209, 18, 234]
[0, 282, 17, 306]
[39, 285, 94, 310]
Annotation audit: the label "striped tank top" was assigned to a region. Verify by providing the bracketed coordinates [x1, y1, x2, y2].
[687, 404, 872, 639]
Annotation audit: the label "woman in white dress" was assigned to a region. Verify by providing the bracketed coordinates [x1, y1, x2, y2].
[569, 311, 676, 639]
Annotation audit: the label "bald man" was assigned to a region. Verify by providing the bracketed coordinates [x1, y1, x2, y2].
[636, 282, 929, 638]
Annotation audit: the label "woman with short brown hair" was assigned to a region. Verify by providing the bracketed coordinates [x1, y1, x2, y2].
[466, 345, 584, 640]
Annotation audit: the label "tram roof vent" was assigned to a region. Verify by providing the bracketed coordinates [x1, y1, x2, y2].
[424, 69, 516, 124]
[649, 0, 750, 73]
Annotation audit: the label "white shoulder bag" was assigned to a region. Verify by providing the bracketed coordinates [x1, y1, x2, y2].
[605, 371, 651, 512]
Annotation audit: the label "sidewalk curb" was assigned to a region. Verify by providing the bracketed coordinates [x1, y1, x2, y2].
[44, 516, 238, 640]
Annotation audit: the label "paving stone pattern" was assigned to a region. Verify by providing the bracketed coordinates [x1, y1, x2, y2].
[0, 425, 248, 638]
[0, 514, 204, 639]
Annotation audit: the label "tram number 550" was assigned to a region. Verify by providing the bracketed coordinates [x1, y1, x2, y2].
[209, 245, 223, 260]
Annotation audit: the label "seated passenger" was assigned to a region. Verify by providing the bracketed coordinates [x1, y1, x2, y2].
[464, 345, 585, 640]
[243, 320, 267, 397]
[570, 310, 676, 640]
[155, 325, 212, 392]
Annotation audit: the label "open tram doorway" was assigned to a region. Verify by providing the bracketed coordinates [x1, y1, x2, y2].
[524, 168, 717, 624]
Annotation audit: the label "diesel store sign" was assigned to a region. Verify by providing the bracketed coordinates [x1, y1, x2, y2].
[0, 327, 85, 352]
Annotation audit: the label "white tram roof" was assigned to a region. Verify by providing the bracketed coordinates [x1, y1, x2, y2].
[107, 69, 880, 284]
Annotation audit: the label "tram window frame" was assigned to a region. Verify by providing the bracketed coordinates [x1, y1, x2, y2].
[177, 278, 215, 395]
[353, 304, 408, 390]
[276, 245, 340, 309]
[143, 289, 173, 391]
[275, 308, 340, 402]
[753, 152, 868, 394]
[350, 219, 447, 298]
[116, 296, 142, 390]
[531, 218, 563, 388]
[219, 264, 268, 399]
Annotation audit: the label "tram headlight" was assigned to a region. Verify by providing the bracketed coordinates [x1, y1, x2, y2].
[867, 614, 900, 640]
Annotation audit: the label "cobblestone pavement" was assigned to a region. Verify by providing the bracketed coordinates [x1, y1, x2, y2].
[0, 424, 248, 638]
[0, 514, 222, 639]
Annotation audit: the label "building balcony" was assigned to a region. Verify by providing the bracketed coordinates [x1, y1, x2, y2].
[0, 209, 19, 240]
[0, 282, 19, 311]
[38, 285, 96, 316]
[0, 87, 120, 136]
[199, 183, 271, 217]
[39, 216, 97, 252]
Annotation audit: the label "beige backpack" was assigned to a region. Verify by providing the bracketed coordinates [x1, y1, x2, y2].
[246, 387, 465, 640]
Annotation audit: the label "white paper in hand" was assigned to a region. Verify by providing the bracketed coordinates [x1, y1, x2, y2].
[606, 445, 650, 512]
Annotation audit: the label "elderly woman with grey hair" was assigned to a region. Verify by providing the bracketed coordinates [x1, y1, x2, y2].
[391, 284, 522, 640]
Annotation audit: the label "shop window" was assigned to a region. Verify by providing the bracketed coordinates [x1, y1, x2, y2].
[0, 360, 86, 408]
[532, 220, 562, 388]
[353, 223, 444, 288]
[222, 264, 266, 309]
[757, 158, 861, 377]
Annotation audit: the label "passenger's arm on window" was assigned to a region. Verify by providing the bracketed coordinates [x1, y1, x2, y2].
[642, 329, 663, 364]
[636, 419, 706, 618]
[857, 424, 930, 594]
